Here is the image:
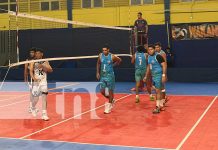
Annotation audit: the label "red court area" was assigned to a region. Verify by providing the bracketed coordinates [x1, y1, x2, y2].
[0, 92, 217, 150]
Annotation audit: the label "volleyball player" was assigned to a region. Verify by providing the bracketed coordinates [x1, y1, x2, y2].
[154, 42, 168, 105]
[29, 48, 53, 121]
[131, 45, 149, 103]
[24, 47, 36, 113]
[144, 45, 167, 114]
[96, 44, 121, 114]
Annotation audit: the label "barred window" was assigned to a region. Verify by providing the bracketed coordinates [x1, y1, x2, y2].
[0, 0, 8, 3]
[82, 0, 103, 8]
[82, 0, 91, 8]
[180, 0, 192, 2]
[131, 0, 141, 5]
[10, 4, 16, 11]
[131, 0, 154, 5]
[51, 1, 59, 10]
[143, 0, 154, 4]
[0, 5, 8, 13]
[41, 2, 49, 11]
[94, 0, 102, 7]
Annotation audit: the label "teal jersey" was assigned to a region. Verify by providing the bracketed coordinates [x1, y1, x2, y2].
[148, 53, 163, 74]
[135, 52, 146, 70]
[100, 53, 114, 76]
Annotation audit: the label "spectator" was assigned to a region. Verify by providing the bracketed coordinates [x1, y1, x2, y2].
[134, 12, 148, 48]
[165, 47, 174, 67]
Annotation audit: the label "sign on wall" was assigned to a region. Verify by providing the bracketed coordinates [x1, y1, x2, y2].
[172, 23, 218, 40]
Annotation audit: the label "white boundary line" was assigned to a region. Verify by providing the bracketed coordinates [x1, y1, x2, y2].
[0, 136, 174, 150]
[20, 94, 132, 139]
[175, 95, 218, 150]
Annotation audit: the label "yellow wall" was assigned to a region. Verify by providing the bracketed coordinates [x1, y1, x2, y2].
[73, 4, 165, 26]
[171, 1, 218, 23]
[73, 1, 218, 26]
[0, 1, 218, 30]
[0, 14, 10, 30]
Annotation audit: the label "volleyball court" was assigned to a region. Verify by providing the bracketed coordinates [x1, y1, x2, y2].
[0, 10, 217, 150]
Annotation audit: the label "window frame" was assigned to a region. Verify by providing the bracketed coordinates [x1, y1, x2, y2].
[180, 0, 208, 2]
[130, 0, 155, 5]
[81, 0, 104, 9]
[40, 1, 50, 11]
[51, 1, 60, 11]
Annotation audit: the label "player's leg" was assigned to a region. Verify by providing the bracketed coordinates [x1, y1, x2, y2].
[41, 84, 49, 121]
[28, 77, 34, 113]
[161, 84, 169, 105]
[152, 74, 163, 114]
[146, 73, 155, 101]
[99, 77, 109, 98]
[31, 82, 40, 117]
[104, 75, 115, 114]
[135, 69, 141, 103]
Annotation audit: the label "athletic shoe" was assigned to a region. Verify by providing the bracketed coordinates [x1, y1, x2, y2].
[152, 106, 160, 114]
[149, 95, 155, 101]
[42, 113, 49, 121]
[29, 107, 39, 113]
[28, 106, 33, 113]
[104, 102, 112, 114]
[31, 108, 39, 117]
[135, 97, 140, 103]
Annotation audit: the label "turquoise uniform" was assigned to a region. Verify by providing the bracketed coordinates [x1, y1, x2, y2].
[100, 53, 115, 91]
[148, 53, 163, 89]
[135, 52, 147, 82]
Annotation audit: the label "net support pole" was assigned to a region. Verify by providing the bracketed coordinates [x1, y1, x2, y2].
[67, 0, 73, 29]
[16, 0, 20, 62]
[164, 0, 171, 48]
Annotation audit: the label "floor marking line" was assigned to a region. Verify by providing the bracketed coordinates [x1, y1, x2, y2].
[176, 95, 218, 150]
[20, 94, 132, 139]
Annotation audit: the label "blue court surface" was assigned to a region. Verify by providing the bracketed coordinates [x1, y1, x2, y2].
[0, 138, 163, 150]
[0, 82, 217, 96]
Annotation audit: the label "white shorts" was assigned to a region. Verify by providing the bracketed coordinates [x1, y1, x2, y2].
[32, 81, 48, 97]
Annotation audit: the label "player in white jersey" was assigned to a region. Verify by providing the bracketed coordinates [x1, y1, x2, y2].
[24, 47, 36, 113]
[29, 48, 53, 121]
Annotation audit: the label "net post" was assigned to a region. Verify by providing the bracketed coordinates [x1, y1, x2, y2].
[16, 0, 20, 63]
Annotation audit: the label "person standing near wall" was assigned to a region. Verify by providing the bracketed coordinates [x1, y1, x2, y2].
[134, 12, 148, 48]
[165, 47, 174, 67]
[131, 12, 148, 92]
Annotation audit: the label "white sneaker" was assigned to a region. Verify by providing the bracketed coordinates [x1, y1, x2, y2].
[104, 102, 112, 114]
[31, 108, 39, 117]
[28, 107, 33, 113]
[42, 113, 49, 121]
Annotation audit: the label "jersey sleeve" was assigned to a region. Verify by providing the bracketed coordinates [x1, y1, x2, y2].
[156, 54, 165, 64]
